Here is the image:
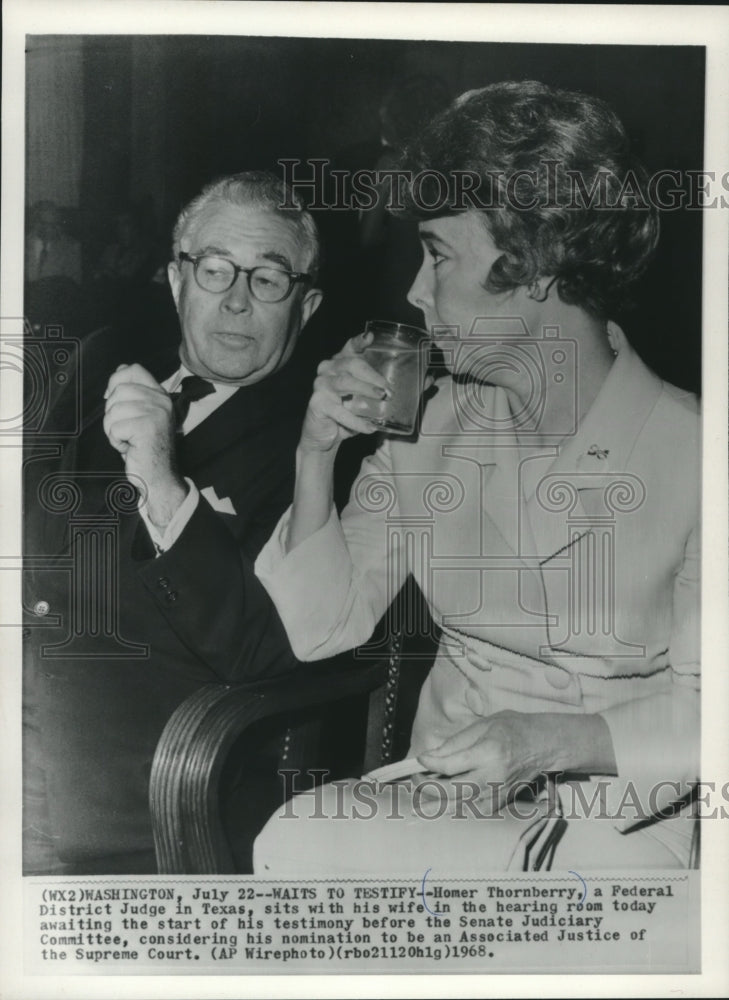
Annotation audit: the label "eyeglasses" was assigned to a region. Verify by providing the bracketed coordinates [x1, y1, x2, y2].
[178, 251, 311, 303]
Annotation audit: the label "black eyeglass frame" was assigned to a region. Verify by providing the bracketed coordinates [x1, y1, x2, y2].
[178, 250, 312, 302]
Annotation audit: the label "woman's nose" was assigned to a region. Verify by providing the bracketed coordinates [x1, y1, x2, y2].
[407, 261, 432, 313]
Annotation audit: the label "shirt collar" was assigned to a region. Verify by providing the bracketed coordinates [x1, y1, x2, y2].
[163, 364, 238, 402]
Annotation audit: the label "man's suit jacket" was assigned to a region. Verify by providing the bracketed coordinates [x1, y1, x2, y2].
[23, 335, 315, 871]
[258, 331, 700, 833]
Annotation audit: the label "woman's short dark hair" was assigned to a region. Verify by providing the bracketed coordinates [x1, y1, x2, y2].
[397, 80, 659, 318]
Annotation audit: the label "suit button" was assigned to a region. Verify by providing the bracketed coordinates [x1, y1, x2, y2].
[157, 577, 170, 589]
[165, 591, 178, 603]
[545, 665, 572, 689]
[33, 600, 50, 617]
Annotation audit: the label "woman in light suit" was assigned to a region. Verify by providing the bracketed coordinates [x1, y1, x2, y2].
[255, 81, 700, 873]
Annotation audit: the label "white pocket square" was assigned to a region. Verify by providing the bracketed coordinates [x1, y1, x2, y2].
[201, 486, 237, 515]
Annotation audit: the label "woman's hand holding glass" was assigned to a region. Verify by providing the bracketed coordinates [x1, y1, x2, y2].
[287, 333, 389, 553]
[299, 332, 389, 455]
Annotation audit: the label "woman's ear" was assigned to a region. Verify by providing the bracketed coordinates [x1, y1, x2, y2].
[526, 276, 556, 302]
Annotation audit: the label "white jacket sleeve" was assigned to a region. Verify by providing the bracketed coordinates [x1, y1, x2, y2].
[600, 523, 700, 828]
[255, 439, 407, 661]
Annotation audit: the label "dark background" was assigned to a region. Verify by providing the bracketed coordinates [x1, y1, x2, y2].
[26, 35, 705, 392]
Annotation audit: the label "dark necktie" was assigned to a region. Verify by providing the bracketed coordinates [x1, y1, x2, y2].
[169, 375, 215, 429]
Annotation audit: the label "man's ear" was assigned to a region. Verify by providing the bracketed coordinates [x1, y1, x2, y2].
[300, 287, 323, 328]
[167, 261, 182, 308]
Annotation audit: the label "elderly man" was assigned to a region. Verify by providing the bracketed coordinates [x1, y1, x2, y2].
[23, 171, 322, 875]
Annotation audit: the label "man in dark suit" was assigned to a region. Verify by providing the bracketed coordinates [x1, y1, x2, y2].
[23, 171, 323, 875]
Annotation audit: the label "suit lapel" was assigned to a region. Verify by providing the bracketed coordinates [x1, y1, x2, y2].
[177, 387, 253, 474]
[454, 379, 536, 564]
[523, 332, 665, 652]
[534, 331, 664, 568]
[430, 381, 547, 621]
[442, 332, 666, 654]
[177, 351, 313, 475]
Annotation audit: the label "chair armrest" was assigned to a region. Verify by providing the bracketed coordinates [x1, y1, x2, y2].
[150, 658, 389, 874]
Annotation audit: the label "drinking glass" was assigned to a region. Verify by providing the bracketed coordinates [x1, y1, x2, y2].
[358, 320, 429, 435]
